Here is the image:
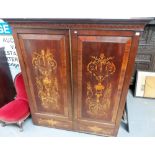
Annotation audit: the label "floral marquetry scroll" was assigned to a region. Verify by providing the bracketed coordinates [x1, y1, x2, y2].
[32, 49, 60, 110]
[86, 53, 116, 117]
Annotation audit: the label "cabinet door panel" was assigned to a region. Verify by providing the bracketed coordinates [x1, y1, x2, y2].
[15, 29, 72, 129]
[72, 30, 134, 135]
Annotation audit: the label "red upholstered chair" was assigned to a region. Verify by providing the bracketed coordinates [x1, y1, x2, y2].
[0, 73, 30, 131]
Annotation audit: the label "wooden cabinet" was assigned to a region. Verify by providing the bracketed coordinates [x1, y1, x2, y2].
[9, 19, 151, 136]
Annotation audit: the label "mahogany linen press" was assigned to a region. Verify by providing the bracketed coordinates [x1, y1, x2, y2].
[7, 19, 151, 136]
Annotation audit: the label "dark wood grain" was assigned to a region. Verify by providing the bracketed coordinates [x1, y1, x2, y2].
[5, 18, 153, 24]
[71, 30, 136, 136]
[7, 18, 153, 32]
[11, 19, 149, 136]
[113, 34, 140, 136]
[13, 29, 72, 130]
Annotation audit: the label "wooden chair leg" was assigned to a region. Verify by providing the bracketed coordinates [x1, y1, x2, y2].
[17, 121, 23, 132]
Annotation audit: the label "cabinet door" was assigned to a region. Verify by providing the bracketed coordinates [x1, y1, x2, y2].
[14, 29, 72, 130]
[72, 30, 139, 136]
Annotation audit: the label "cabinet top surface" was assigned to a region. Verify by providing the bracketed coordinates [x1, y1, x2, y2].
[5, 18, 154, 31]
[4, 18, 154, 24]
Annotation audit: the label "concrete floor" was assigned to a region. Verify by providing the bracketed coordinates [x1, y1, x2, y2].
[0, 90, 155, 137]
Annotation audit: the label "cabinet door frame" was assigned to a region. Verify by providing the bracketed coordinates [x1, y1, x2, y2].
[13, 28, 73, 129]
[71, 29, 140, 136]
